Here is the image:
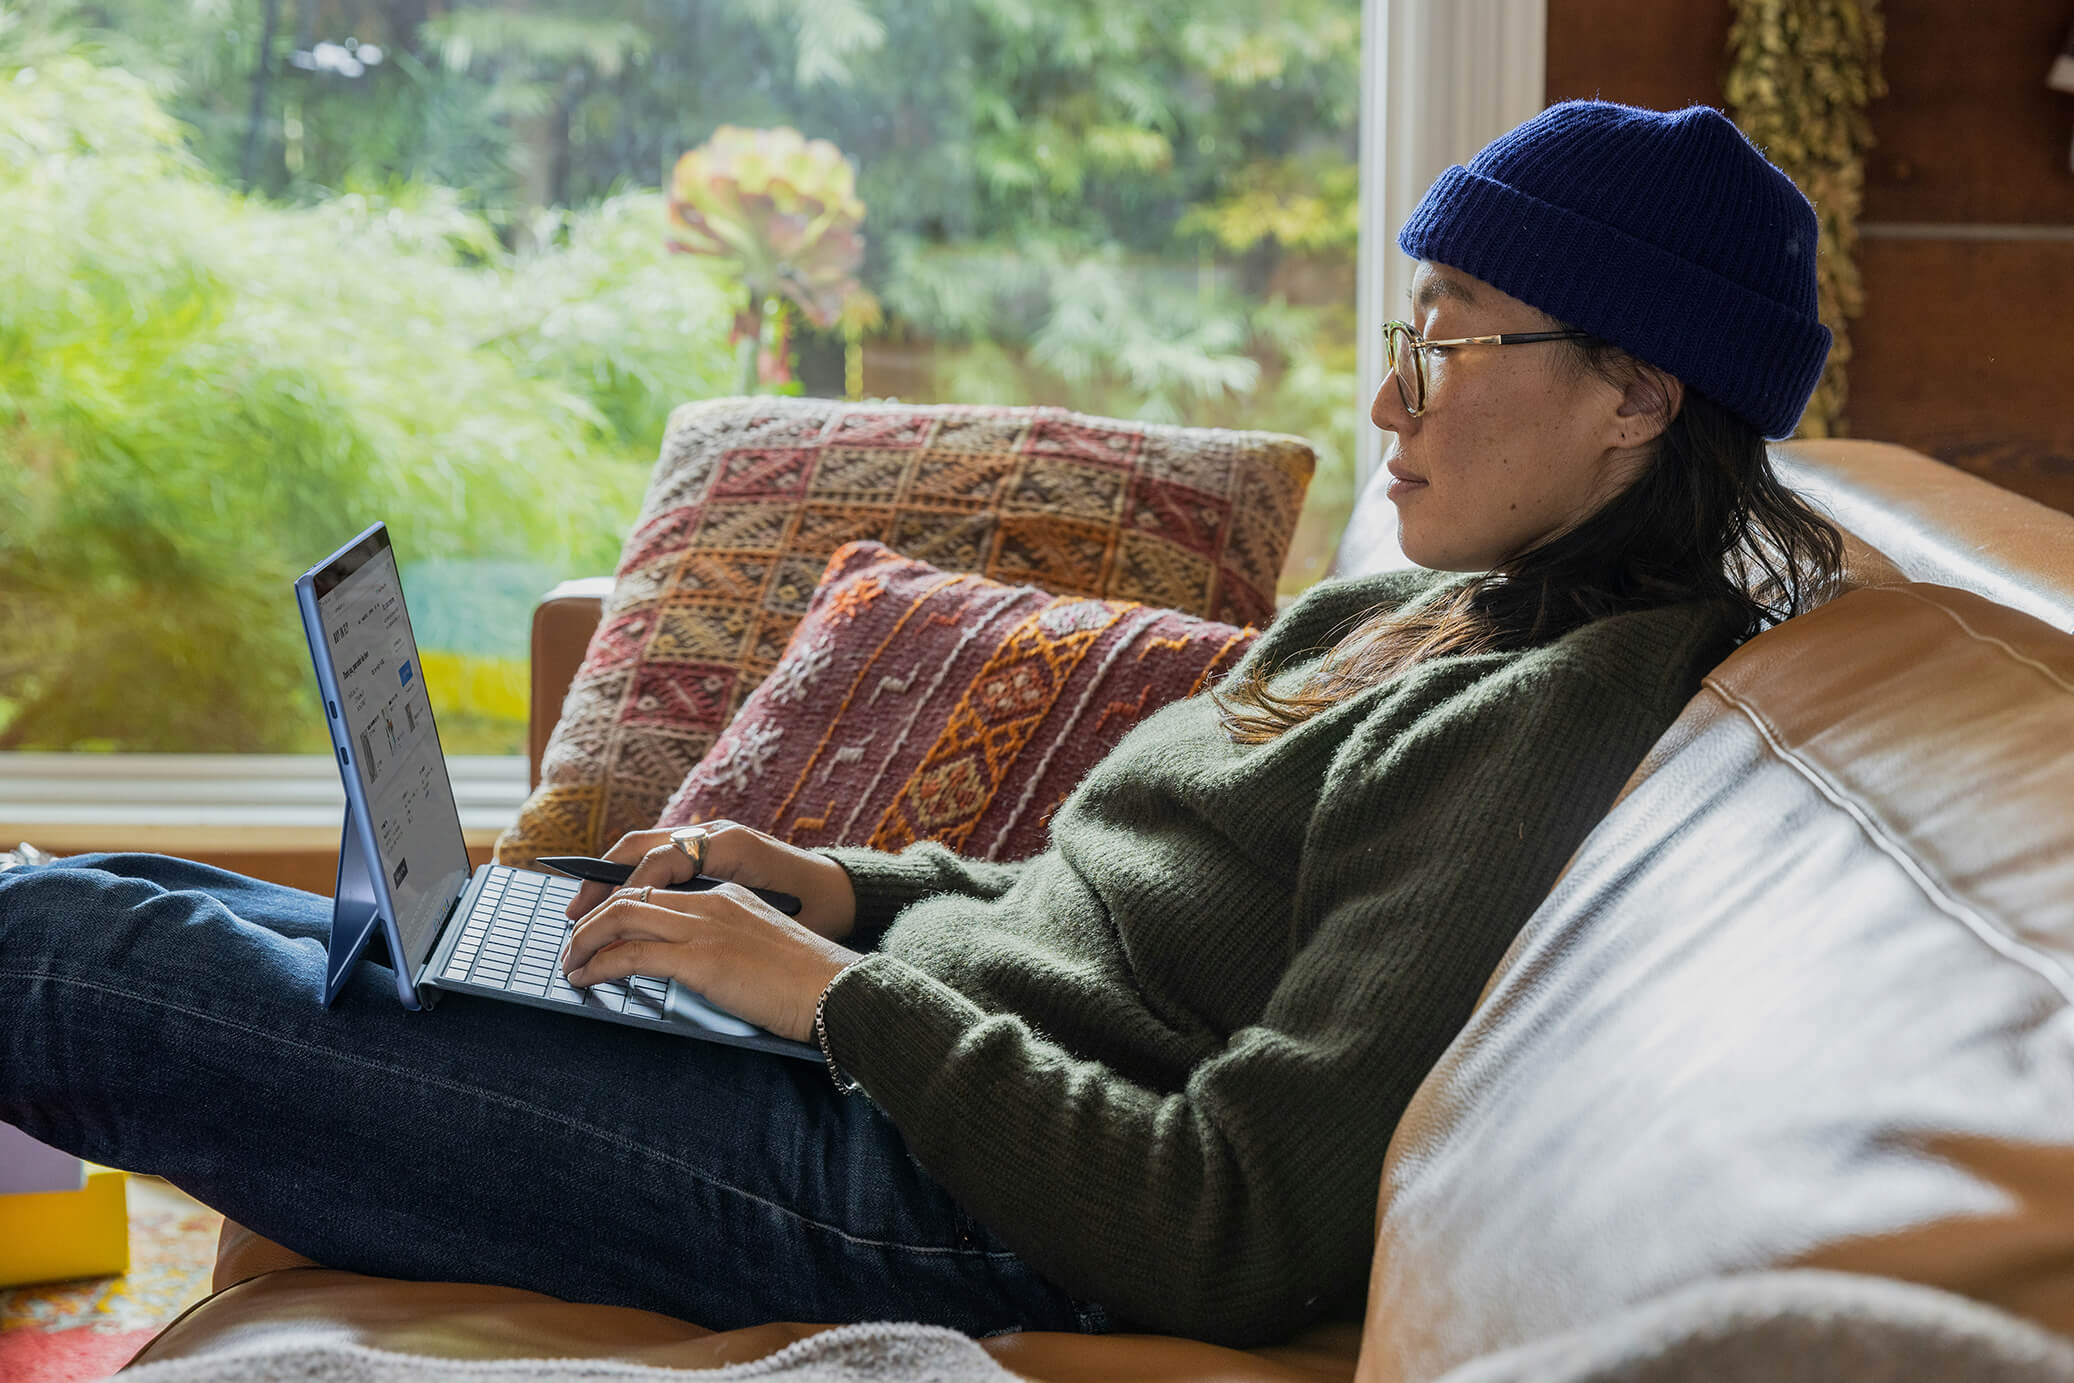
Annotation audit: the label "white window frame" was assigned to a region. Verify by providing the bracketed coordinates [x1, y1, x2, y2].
[0, 752, 527, 840]
[1357, 0, 1548, 491]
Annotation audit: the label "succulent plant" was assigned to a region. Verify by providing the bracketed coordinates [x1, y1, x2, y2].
[667, 125, 879, 390]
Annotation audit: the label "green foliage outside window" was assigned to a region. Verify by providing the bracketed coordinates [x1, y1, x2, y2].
[1, 0, 1361, 755]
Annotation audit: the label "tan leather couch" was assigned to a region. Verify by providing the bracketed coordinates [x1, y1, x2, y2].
[129, 438, 2074, 1381]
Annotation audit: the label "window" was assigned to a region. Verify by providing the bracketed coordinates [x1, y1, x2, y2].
[3, 0, 1363, 766]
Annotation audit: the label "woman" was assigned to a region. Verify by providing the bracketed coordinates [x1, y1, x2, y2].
[0, 101, 1841, 1349]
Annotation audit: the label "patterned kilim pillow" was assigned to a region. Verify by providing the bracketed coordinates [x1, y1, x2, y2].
[496, 396, 1313, 864]
[655, 541, 1257, 859]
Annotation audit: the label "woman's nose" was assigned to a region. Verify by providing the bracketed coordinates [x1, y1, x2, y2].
[1370, 377, 1410, 433]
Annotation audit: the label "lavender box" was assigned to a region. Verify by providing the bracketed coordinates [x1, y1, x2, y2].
[0, 1121, 85, 1195]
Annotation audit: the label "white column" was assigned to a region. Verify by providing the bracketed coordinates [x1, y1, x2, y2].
[1355, 0, 1548, 488]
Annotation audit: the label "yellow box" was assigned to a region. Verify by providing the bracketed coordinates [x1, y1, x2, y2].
[0, 1165, 128, 1286]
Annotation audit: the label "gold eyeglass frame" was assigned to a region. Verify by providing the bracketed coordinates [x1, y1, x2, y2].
[1382, 320, 1595, 417]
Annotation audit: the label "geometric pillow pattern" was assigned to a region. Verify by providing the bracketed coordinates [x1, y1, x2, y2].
[494, 396, 1313, 865]
[654, 540, 1258, 861]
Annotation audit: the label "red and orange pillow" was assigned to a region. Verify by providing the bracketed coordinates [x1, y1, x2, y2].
[656, 541, 1256, 858]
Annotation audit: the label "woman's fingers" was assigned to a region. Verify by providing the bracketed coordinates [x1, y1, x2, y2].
[670, 821, 857, 943]
[627, 841, 697, 888]
[685, 820, 737, 879]
[566, 829, 680, 920]
[567, 880, 611, 921]
[566, 937, 671, 986]
[561, 887, 687, 973]
[604, 829, 673, 863]
[565, 839, 701, 925]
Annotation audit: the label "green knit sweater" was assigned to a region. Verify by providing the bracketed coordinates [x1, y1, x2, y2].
[817, 566, 1738, 1347]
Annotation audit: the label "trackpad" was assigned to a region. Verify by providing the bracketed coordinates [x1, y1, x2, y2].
[664, 981, 762, 1038]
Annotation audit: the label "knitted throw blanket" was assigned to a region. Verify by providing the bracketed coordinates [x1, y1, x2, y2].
[117, 1323, 1020, 1383]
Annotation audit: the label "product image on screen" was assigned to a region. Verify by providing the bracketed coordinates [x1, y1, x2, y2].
[317, 541, 470, 967]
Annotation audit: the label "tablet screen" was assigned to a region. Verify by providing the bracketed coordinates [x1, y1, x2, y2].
[311, 531, 470, 971]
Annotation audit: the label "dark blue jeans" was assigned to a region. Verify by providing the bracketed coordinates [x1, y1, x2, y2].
[0, 853, 1107, 1338]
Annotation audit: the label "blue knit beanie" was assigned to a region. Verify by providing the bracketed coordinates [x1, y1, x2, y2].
[1398, 100, 1830, 440]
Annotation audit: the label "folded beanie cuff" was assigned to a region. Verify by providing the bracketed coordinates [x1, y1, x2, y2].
[1399, 165, 1832, 440]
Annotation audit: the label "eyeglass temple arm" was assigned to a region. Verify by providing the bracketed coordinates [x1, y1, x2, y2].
[1424, 329, 1593, 347]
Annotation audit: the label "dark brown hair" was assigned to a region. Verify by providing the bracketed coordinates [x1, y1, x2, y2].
[1214, 334, 1845, 744]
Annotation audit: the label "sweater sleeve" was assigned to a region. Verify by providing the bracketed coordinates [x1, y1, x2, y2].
[816, 843, 1031, 947]
[816, 652, 1678, 1347]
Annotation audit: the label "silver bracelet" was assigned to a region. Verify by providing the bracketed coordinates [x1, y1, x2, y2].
[813, 962, 864, 1096]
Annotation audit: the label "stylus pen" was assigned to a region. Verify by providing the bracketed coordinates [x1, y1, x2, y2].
[536, 856, 802, 917]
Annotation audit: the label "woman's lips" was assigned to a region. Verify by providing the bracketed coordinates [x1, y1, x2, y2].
[1385, 465, 1427, 500]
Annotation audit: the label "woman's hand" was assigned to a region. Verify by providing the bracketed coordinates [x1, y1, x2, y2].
[566, 821, 858, 941]
[559, 881, 859, 1044]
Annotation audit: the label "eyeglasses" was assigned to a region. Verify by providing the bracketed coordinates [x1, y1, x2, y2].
[1382, 320, 1595, 417]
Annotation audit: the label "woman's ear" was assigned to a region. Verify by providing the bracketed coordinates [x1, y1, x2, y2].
[1612, 367, 1683, 448]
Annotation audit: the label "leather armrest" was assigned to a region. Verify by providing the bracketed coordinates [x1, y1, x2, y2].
[529, 577, 614, 789]
[1771, 439, 2074, 633]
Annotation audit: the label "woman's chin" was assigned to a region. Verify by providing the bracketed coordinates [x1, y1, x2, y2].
[1396, 527, 1488, 574]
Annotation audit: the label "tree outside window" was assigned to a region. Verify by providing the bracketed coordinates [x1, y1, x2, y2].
[0, 0, 1361, 755]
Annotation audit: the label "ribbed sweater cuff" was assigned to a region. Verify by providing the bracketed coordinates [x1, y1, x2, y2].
[817, 847, 955, 941]
[816, 951, 979, 1106]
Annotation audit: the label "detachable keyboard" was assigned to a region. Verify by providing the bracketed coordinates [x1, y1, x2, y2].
[436, 864, 668, 1021]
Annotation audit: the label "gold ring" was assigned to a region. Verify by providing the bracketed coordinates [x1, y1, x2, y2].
[670, 826, 709, 877]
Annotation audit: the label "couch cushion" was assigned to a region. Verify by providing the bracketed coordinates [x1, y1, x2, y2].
[1354, 582, 2074, 1383]
[653, 540, 1255, 858]
[497, 398, 1314, 865]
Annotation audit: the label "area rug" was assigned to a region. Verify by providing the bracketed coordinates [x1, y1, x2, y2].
[0, 1178, 222, 1383]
